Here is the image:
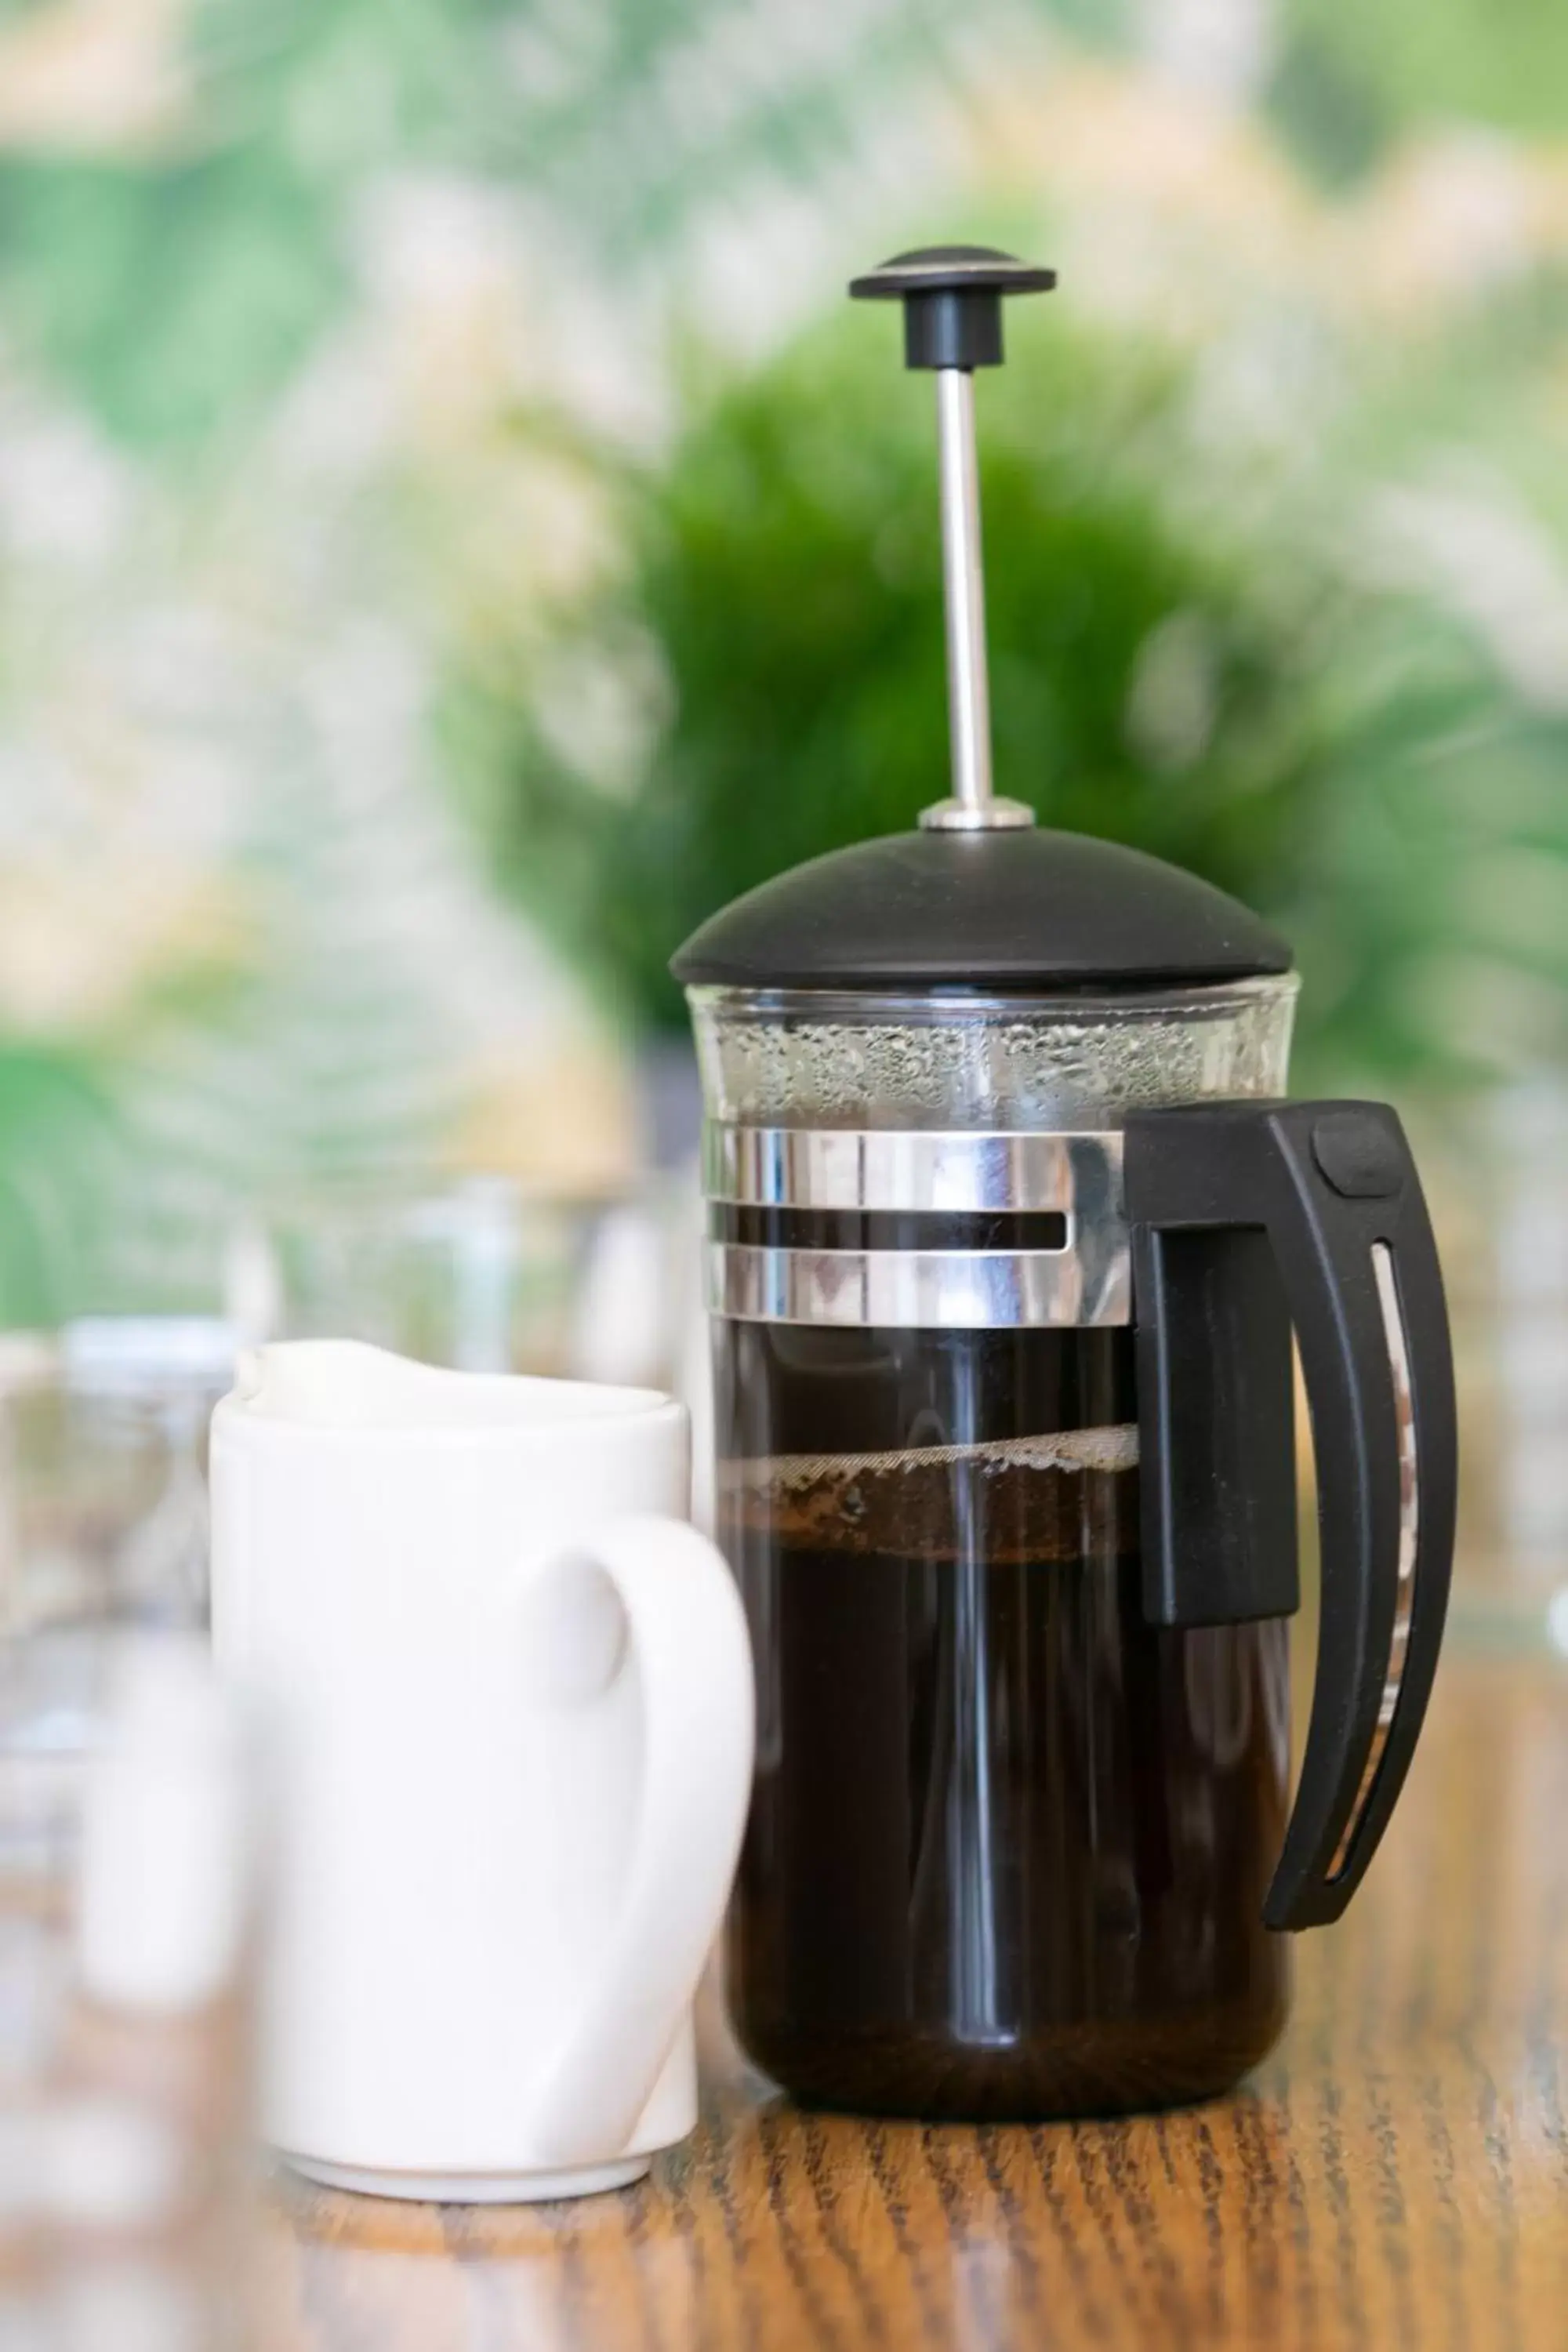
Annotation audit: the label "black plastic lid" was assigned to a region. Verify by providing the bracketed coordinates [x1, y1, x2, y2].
[671, 828, 1293, 993]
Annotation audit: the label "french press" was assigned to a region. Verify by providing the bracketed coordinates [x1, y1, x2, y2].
[673, 248, 1456, 2121]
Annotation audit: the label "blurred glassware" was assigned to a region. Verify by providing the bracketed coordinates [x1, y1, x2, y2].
[0, 1316, 241, 2346]
[1425, 1085, 1568, 1662]
[0, 1319, 254, 2347]
[261, 1174, 695, 1391]
[0, 1322, 238, 1642]
[0, 1632, 257, 2352]
[1481, 1085, 1568, 1659]
[45, 1635, 256, 2352]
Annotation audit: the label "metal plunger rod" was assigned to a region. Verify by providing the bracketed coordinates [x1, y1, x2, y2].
[936, 367, 994, 818]
[847, 245, 1054, 832]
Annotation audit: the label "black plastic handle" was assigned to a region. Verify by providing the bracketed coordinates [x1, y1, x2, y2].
[1123, 1101, 1457, 1931]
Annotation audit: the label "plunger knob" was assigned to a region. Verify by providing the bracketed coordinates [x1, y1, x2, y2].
[848, 244, 1056, 371]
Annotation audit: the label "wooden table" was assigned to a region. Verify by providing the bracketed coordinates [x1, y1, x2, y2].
[261, 1650, 1568, 2350]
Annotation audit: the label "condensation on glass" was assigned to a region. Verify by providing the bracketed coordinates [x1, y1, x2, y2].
[691, 978, 1298, 1134]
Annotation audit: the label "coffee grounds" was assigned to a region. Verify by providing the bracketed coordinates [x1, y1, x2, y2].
[717, 1425, 1139, 1564]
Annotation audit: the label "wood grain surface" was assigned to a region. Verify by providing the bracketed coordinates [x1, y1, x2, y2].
[260, 1653, 1568, 2351]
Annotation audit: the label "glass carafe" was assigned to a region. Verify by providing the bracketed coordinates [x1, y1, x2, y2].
[684, 966, 1452, 2118]
[673, 245, 1455, 2120]
[695, 980, 1305, 2115]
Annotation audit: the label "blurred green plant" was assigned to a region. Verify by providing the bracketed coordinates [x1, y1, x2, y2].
[1271, 0, 1568, 172]
[466, 298, 1568, 1087]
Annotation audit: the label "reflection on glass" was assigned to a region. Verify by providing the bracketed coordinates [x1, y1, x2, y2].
[1330, 1243, 1420, 1878]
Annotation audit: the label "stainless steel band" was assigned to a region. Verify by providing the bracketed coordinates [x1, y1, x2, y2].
[703, 1124, 1123, 1214]
[702, 1125, 1131, 1329]
[707, 1241, 1129, 1329]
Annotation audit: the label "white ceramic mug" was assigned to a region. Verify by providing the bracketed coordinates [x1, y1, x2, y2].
[209, 1341, 753, 2204]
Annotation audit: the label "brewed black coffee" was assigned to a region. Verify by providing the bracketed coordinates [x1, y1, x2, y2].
[714, 1319, 1290, 2120]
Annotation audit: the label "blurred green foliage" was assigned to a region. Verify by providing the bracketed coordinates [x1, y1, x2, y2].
[0, 0, 960, 450]
[0, 0, 1557, 457]
[473, 301, 1568, 1084]
[0, 153, 344, 450]
[1, 0, 1566, 1333]
[0, 1049, 121, 1323]
[1271, 0, 1568, 163]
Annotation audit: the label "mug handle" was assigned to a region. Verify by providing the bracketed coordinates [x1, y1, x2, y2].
[519, 1515, 753, 2167]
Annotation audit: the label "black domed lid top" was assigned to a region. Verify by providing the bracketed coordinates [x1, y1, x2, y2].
[671, 829, 1293, 993]
[848, 245, 1058, 298]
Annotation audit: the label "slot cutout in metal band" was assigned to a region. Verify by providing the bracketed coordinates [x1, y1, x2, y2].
[1330, 1241, 1418, 1878]
[710, 1205, 1070, 1253]
[705, 1127, 1123, 1218]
